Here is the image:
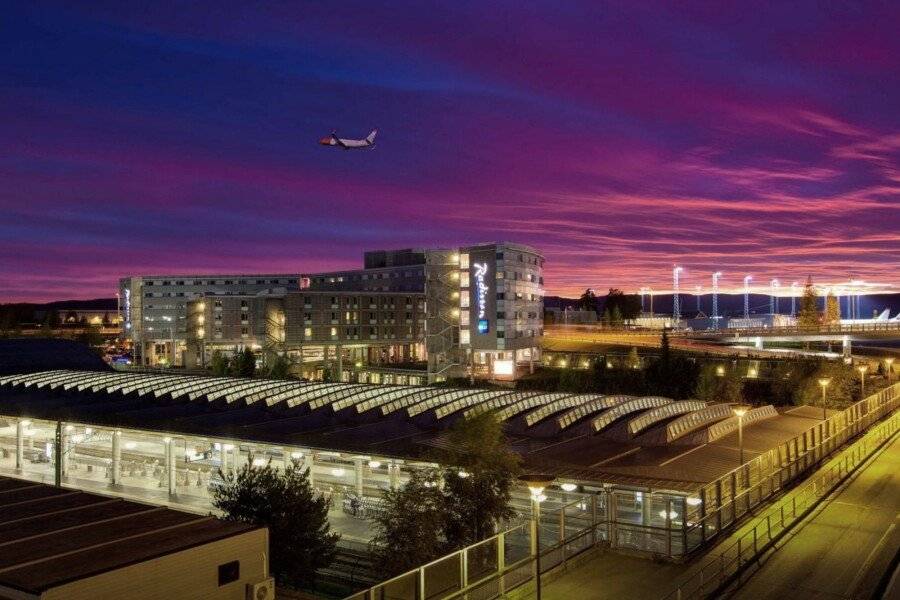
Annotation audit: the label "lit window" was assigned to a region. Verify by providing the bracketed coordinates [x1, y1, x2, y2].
[460, 330, 470, 345]
[304, 327, 312, 338]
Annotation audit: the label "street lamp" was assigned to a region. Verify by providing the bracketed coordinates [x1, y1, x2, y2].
[732, 405, 750, 465]
[858, 365, 868, 397]
[519, 474, 554, 600]
[817, 378, 830, 420]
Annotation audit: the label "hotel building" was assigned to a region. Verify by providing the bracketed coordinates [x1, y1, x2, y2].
[118, 275, 300, 366]
[127, 242, 544, 382]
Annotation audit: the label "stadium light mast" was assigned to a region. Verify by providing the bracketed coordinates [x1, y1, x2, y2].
[770, 279, 780, 314]
[673, 266, 684, 323]
[743, 275, 752, 319]
[695, 285, 702, 313]
[790, 281, 798, 317]
[712, 272, 722, 329]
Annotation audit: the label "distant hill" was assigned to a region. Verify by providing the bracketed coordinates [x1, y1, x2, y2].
[0, 298, 117, 326]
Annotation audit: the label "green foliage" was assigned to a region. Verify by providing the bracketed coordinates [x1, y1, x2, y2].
[264, 353, 292, 380]
[694, 364, 743, 404]
[602, 288, 642, 321]
[797, 276, 820, 327]
[437, 412, 521, 546]
[370, 413, 521, 576]
[795, 362, 856, 409]
[43, 310, 61, 329]
[824, 292, 840, 324]
[210, 350, 230, 376]
[211, 460, 339, 588]
[370, 469, 446, 575]
[231, 348, 257, 378]
[626, 347, 641, 370]
[578, 288, 597, 312]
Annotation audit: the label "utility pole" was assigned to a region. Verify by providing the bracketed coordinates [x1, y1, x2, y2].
[743, 275, 752, 319]
[712, 272, 722, 330]
[673, 266, 683, 324]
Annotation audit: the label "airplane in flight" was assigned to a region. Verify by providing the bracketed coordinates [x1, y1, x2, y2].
[319, 129, 377, 149]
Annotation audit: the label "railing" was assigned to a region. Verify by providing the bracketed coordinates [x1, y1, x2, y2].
[682, 382, 899, 556]
[344, 494, 606, 600]
[346, 383, 899, 600]
[545, 322, 900, 338]
[662, 405, 900, 599]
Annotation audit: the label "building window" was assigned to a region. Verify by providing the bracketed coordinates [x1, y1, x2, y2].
[218, 561, 240, 586]
[304, 327, 312, 338]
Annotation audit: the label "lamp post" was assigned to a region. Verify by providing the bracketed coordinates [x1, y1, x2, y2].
[732, 405, 750, 465]
[885, 358, 895, 383]
[519, 474, 554, 600]
[858, 365, 868, 397]
[818, 378, 830, 420]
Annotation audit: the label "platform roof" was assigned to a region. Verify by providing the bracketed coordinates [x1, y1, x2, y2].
[0, 370, 827, 493]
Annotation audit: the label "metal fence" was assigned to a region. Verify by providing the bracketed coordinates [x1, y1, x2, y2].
[345, 494, 606, 600]
[346, 382, 899, 600]
[662, 404, 900, 599]
[683, 382, 899, 555]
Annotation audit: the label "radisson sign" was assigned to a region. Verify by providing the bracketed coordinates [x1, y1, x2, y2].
[473, 262, 489, 334]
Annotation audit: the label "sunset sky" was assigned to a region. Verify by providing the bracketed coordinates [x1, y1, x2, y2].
[2, 2, 899, 302]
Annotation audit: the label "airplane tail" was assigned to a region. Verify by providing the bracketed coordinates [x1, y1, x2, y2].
[366, 129, 377, 144]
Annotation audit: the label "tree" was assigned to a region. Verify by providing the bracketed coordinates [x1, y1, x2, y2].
[578, 289, 598, 313]
[437, 412, 521, 547]
[694, 364, 743, 404]
[795, 362, 855, 408]
[602, 289, 642, 321]
[264, 353, 292, 379]
[369, 413, 521, 576]
[102, 312, 111, 326]
[211, 460, 338, 589]
[797, 276, 820, 327]
[43, 310, 61, 329]
[824, 292, 840, 324]
[231, 348, 256, 378]
[210, 350, 230, 376]
[370, 469, 446, 576]
[626, 347, 640, 370]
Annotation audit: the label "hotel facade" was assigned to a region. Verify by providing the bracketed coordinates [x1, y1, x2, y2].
[122, 242, 544, 382]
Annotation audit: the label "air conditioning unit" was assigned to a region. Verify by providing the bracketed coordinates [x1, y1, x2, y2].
[246, 577, 275, 600]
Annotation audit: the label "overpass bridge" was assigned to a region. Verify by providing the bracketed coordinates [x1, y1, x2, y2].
[545, 322, 900, 357]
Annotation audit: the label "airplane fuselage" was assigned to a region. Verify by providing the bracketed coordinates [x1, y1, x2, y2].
[319, 130, 377, 149]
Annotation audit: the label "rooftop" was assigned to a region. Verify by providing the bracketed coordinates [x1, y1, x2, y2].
[0, 476, 257, 595]
[0, 370, 828, 493]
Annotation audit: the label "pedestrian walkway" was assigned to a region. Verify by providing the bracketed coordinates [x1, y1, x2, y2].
[536, 410, 900, 600]
[728, 434, 900, 599]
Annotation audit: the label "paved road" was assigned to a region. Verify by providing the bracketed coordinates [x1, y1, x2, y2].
[728, 433, 900, 600]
